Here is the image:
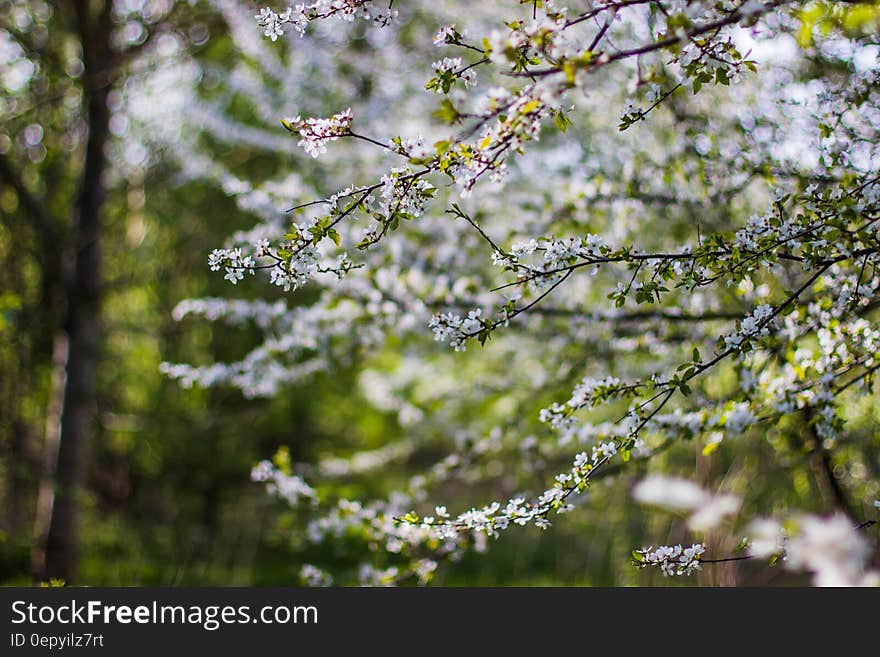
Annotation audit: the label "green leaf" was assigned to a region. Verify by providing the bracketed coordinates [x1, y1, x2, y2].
[554, 110, 572, 133]
[434, 139, 452, 156]
[433, 98, 461, 124]
[702, 440, 721, 456]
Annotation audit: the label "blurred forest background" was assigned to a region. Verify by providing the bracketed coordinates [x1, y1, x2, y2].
[1, 0, 878, 586]
[2, 0, 381, 586]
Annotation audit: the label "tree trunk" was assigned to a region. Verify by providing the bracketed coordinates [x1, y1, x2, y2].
[43, 0, 113, 583]
[31, 333, 68, 577]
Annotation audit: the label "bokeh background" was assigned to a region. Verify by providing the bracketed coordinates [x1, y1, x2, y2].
[2, 0, 879, 586]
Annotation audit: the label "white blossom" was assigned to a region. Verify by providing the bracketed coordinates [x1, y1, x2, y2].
[634, 475, 741, 531]
[284, 108, 353, 158]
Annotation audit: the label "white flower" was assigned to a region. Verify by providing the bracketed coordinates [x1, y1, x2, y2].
[255, 7, 297, 41]
[224, 267, 244, 284]
[634, 475, 740, 531]
[723, 304, 776, 351]
[592, 441, 617, 463]
[688, 493, 741, 532]
[285, 108, 354, 158]
[633, 475, 706, 512]
[252, 460, 317, 506]
[747, 518, 785, 558]
[429, 308, 484, 351]
[434, 25, 456, 46]
[786, 514, 877, 587]
[638, 543, 705, 576]
[300, 564, 332, 586]
[433, 57, 462, 75]
[724, 403, 756, 434]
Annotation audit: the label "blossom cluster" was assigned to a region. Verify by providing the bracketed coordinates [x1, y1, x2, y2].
[408, 445, 630, 540]
[255, 2, 395, 41]
[357, 167, 437, 248]
[208, 247, 257, 284]
[282, 108, 353, 158]
[255, 6, 306, 40]
[427, 57, 477, 94]
[722, 304, 775, 351]
[538, 376, 624, 431]
[300, 564, 333, 586]
[747, 514, 879, 587]
[376, 168, 435, 220]
[251, 460, 317, 506]
[635, 544, 706, 577]
[639, 513, 879, 587]
[508, 234, 610, 281]
[633, 475, 741, 532]
[452, 84, 562, 195]
[428, 309, 484, 351]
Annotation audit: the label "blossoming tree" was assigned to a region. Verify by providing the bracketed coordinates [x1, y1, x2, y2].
[149, 0, 880, 585]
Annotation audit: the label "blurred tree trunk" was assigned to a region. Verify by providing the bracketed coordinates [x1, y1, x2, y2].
[0, 158, 60, 540]
[42, 0, 113, 583]
[31, 334, 67, 577]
